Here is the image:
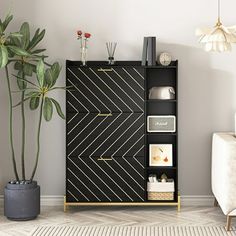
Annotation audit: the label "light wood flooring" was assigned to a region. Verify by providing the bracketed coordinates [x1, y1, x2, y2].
[0, 206, 234, 236]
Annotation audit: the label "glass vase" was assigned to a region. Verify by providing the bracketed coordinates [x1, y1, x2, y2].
[81, 47, 87, 66]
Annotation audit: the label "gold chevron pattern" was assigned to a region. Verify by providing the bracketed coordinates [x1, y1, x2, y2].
[66, 67, 145, 113]
[66, 65, 146, 203]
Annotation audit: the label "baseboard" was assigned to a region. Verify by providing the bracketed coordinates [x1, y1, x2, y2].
[181, 195, 214, 206]
[0, 195, 214, 207]
[40, 195, 64, 206]
[0, 195, 64, 207]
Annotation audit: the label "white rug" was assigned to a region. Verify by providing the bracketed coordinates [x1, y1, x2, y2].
[30, 226, 236, 236]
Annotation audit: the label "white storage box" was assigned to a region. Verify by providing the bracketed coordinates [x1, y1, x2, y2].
[147, 181, 174, 192]
[147, 180, 175, 201]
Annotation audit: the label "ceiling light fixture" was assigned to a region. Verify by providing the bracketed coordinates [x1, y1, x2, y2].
[196, 0, 236, 52]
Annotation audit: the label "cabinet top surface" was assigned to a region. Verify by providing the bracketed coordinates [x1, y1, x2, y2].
[66, 60, 178, 68]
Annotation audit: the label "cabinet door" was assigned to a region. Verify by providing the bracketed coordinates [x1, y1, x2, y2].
[67, 112, 145, 157]
[66, 66, 145, 113]
[66, 156, 145, 202]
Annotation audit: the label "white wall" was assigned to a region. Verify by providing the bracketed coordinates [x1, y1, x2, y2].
[1, 0, 236, 196]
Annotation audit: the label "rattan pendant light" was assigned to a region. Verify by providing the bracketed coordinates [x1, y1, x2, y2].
[196, 0, 236, 52]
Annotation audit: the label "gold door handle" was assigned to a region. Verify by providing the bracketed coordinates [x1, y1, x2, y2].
[97, 157, 113, 161]
[97, 113, 112, 117]
[97, 68, 113, 72]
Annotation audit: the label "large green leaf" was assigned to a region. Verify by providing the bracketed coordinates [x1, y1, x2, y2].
[36, 60, 44, 87]
[0, 45, 8, 68]
[6, 48, 15, 58]
[8, 45, 30, 57]
[23, 63, 35, 76]
[28, 29, 45, 51]
[33, 54, 48, 60]
[2, 14, 13, 31]
[50, 98, 65, 119]
[31, 48, 46, 55]
[0, 20, 3, 35]
[43, 97, 53, 121]
[14, 61, 23, 70]
[20, 22, 30, 49]
[26, 91, 40, 97]
[44, 68, 53, 87]
[30, 96, 40, 110]
[50, 62, 61, 87]
[9, 32, 22, 40]
[28, 28, 39, 48]
[16, 70, 27, 90]
[9, 34, 21, 47]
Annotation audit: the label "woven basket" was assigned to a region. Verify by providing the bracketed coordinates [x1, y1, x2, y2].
[148, 192, 174, 201]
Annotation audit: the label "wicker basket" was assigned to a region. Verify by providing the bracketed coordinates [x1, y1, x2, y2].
[148, 192, 174, 201]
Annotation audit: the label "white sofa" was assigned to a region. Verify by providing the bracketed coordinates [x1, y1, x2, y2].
[212, 133, 236, 230]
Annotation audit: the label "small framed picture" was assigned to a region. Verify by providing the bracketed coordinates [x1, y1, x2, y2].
[149, 144, 173, 166]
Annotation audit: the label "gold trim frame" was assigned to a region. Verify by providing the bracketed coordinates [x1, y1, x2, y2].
[64, 193, 181, 212]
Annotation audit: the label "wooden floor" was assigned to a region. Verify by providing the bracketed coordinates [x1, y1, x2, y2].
[0, 206, 233, 236]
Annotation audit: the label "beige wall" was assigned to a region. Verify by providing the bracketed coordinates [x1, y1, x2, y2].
[1, 0, 236, 196]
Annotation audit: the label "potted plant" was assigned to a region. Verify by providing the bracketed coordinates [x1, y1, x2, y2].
[0, 14, 65, 220]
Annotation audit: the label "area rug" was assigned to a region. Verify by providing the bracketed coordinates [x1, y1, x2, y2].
[30, 226, 236, 236]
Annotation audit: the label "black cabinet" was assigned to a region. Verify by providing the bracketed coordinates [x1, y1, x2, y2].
[66, 61, 145, 202]
[65, 60, 179, 208]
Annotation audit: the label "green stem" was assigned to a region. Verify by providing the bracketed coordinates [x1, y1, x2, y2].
[21, 90, 26, 180]
[20, 59, 26, 181]
[5, 66, 19, 181]
[30, 96, 44, 181]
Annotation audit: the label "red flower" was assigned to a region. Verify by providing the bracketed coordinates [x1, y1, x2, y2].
[84, 33, 91, 38]
[77, 30, 82, 36]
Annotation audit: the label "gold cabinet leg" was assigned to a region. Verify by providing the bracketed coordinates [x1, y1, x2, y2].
[64, 196, 67, 212]
[177, 194, 181, 212]
[226, 215, 232, 231]
[214, 197, 218, 207]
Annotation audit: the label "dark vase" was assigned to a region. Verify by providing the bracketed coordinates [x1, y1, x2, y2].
[4, 181, 40, 220]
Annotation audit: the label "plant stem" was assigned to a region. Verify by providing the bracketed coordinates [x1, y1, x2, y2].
[30, 96, 44, 181]
[5, 66, 19, 181]
[21, 90, 26, 180]
[20, 60, 26, 181]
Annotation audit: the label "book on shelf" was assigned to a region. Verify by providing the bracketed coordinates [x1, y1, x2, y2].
[142, 36, 156, 66]
[147, 36, 156, 66]
[141, 37, 148, 66]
